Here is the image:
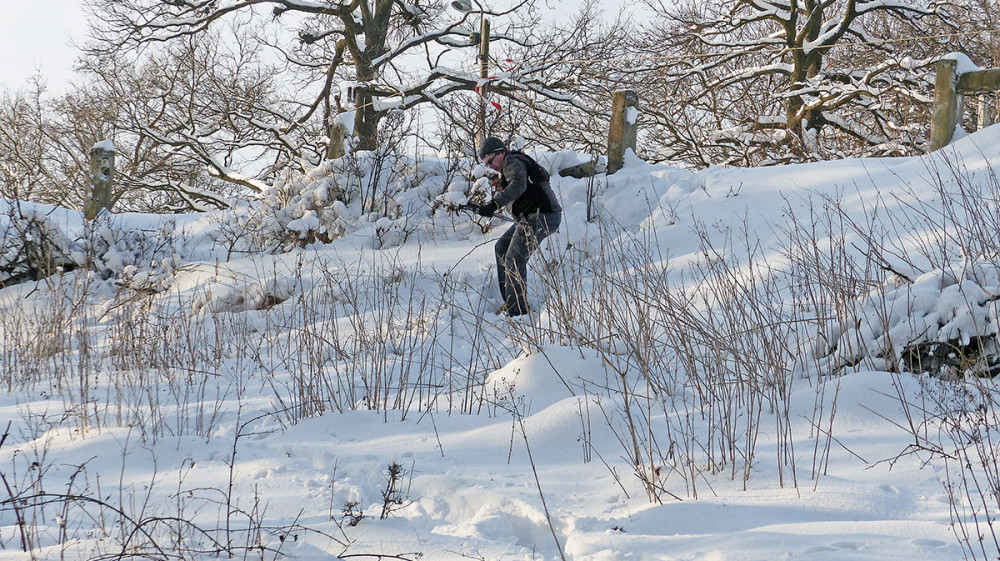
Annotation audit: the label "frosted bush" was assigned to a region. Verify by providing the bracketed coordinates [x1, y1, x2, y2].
[254, 152, 464, 250]
[815, 259, 1000, 378]
[190, 274, 295, 315]
[0, 205, 77, 284]
[1, 202, 185, 291]
[255, 161, 349, 247]
[88, 219, 185, 291]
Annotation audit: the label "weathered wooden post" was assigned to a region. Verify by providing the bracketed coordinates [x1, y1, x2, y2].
[477, 17, 491, 145]
[931, 60, 960, 151]
[978, 97, 992, 130]
[327, 121, 347, 160]
[85, 140, 115, 220]
[607, 90, 639, 174]
[930, 58, 1000, 151]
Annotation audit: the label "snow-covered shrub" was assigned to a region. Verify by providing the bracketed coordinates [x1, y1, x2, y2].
[253, 150, 467, 250]
[374, 216, 406, 249]
[86, 218, 185, 292]
[254, 160, 350, 248]
[804, 153, 1000, 380]
[205, 203, 265, 259]
[815, 261, 1000, 378]
[253, 152, 424, 249]
[1, 201, 186, 292]
[0, 205, 77, 285]
[431, 163, 498, 226]
[190, 274, 295, 315]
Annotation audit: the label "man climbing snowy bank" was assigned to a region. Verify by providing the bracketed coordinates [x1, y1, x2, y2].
[475, 137, 562, 317]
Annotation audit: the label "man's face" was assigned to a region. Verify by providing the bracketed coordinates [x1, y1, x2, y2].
[483, 151, 505, 172]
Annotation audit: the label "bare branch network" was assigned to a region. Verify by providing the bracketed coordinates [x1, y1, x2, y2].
[1, 0, 996, 210]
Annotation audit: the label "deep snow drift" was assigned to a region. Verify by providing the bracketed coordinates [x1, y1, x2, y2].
[6, 128, 1000, 560]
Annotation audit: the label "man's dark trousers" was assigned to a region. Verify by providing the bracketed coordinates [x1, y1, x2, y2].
[494, 212, 561, 316]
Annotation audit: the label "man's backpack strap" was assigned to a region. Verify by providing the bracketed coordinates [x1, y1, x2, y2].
[509, 150, 549, 185]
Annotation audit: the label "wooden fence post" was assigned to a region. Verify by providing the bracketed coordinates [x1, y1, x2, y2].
[978, 97, 992, 130]
[326, 121, 347, 160]
[929, 58, 1000, 151]
[931, 60, 960, 151]
[607, 90, 639, 174]
[85, 140, 115, 220]
[476, 17, 490, 145]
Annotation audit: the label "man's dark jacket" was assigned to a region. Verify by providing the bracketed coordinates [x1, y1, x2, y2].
[492, 152, 562, 218]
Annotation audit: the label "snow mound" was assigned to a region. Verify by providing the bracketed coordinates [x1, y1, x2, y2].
[485, 346, 610, 413]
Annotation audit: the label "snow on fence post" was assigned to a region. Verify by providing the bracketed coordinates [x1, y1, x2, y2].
[85, 140, 115, 220]
[607, 90, 638, 174]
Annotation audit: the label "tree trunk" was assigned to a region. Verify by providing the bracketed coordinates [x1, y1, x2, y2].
[351, 1, 391, 151]
[353, 82, 379, 151]
[786, 2, 826, 141]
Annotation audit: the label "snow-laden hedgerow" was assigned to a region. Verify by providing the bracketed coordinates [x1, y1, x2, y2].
[0, 203, 77, 285]
[800, 144, 1000, 380]
[2, 152, 470, 294]
[250, 152, 464, 250]
[815, 261, 1000, 378]
[254, 160, 352, 247]
[242, 142, 597, 253]
[1, 201, 186, 291]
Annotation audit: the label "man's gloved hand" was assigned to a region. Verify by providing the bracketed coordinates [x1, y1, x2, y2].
[478, 200, 499, 218]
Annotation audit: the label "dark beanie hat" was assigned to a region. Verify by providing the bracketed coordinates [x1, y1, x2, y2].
[477, 136, 506, 160]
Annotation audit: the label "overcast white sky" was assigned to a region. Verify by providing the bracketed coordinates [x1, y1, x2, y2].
[0, 0, 88, 90]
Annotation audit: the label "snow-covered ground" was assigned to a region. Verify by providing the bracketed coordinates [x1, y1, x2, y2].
[5, 127, 1000, 560]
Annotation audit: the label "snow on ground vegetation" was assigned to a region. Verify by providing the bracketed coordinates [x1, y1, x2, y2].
[6, 128, 1000, 560]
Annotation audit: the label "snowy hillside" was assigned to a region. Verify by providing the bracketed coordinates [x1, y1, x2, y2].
[6, 127, 1000, 560]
